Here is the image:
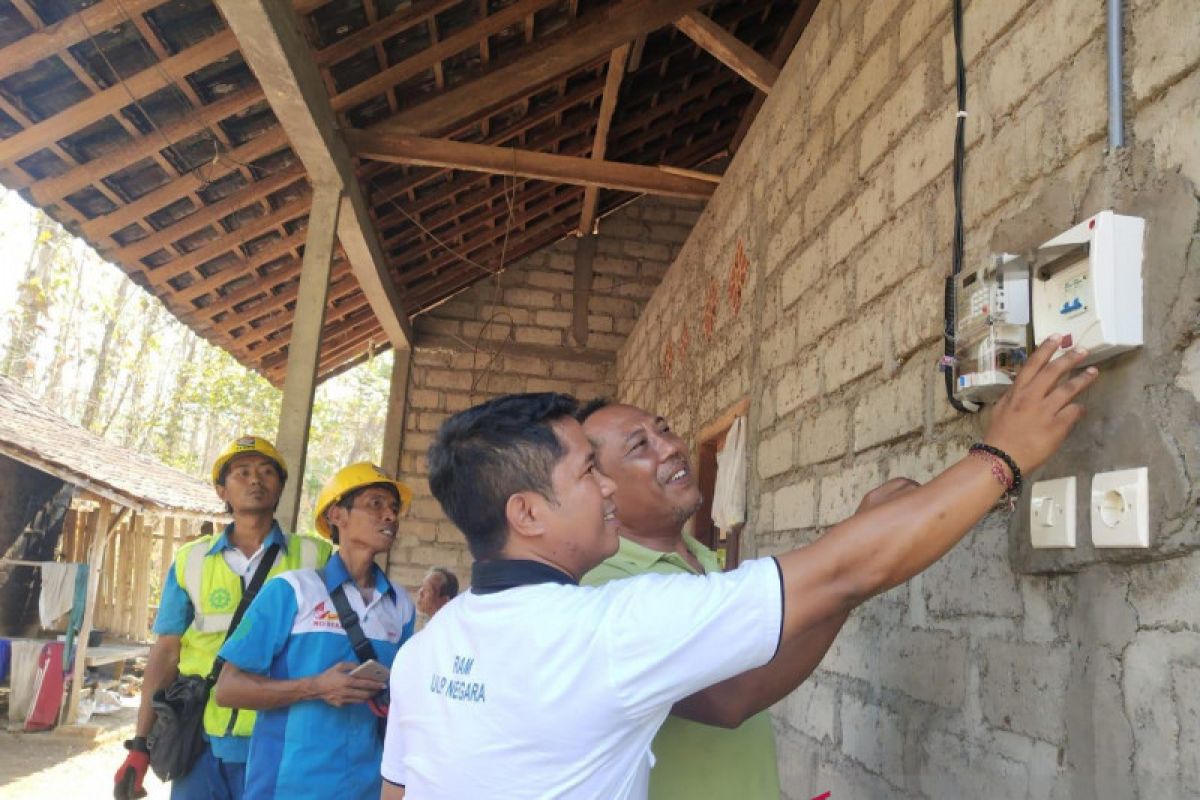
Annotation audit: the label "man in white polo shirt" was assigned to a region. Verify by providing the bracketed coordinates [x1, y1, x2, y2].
[381, 336, 1096, 799]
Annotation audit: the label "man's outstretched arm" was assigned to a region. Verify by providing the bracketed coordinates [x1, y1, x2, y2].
[672, 479, 918, 728]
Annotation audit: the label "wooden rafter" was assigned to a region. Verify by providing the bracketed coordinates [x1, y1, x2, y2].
[371, 0, 711, 137]
[0, 0, 165, 81]
[674, 11, 779, 93]
[110, 169, 307, 264]
[27, 86, 266, 206]
[347, 131, 716, 199]
[0, 30, 240, 167]
[328, 0, 558, 115]
[579, 44, 631, 237]
[83, 128, 292, 242]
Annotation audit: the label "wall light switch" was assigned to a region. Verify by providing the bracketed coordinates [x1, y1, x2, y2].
[1091, 467, 1150, 548]
[1030, 477, 1076, 548]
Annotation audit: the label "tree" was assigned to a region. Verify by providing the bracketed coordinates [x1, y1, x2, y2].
[3, 212, 58, 383]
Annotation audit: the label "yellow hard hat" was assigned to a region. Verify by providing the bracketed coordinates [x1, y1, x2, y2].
[211, 436, 288, 485]
[314, 462, 413, 539]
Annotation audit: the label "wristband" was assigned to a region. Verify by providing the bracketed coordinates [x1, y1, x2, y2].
[124, 736, 150, 754]
[969, 442, 1023, 494]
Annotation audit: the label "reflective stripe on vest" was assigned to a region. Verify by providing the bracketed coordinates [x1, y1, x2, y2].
[173, 531, 332, 740]
[181, 535, 323, 633]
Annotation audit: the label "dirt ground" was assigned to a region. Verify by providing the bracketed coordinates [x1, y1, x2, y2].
[0, 706, 168, 799]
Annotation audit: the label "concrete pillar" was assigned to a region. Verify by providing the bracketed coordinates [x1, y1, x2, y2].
[376, 347, 412, 571]
[275, 182, 341, 532]
[380, 346, 413, 480]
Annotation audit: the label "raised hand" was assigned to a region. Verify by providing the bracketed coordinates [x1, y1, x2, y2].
[984, 335, 1099, 474]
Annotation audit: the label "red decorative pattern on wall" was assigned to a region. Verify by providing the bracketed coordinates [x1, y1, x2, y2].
[728, 238, 749, 314]
[678, 323, 690, 359]
[661, 340, 675, 380]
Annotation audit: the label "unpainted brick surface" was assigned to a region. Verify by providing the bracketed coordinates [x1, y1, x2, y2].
[611, 1, 1200, 796]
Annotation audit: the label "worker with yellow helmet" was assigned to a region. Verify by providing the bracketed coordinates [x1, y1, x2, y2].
[214, 462, 417, 800]
[116, 436, 331, 800]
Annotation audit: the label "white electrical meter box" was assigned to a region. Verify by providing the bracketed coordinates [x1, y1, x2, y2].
[953, 254, 1031, 403]
[1031, 211, 1145, 366]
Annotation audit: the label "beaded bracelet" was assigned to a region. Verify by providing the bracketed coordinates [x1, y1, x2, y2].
[969, 443, 1023, 508]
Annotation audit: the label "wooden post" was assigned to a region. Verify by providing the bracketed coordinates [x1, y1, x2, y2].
[65, 501, 125, 725]
[129, 516, 148, 641]
[275, 182, 341, 532]
[160, 516, 178, 593]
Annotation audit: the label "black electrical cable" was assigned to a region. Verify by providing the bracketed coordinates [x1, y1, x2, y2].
[943, 0, 978, 414]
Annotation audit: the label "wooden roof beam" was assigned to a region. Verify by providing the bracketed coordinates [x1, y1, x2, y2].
[329, 0, 558, 115]
[175, 227, 309, 305]
[0, 0, 165, 81]
[83, 128, 292, 242]
[346, 131, 716, 199]
[111, 169, 307, 264]
[673, 11, 778, 94]
[0, 29, 240, 167]
[366, 77, 606, 215]
[730, 0, 818, 153]
[314, 0, 463, 68]
[27, 86, 266, 207]
[140, 195, 313, 288]
[215, 0, 412, 350]
[579, 44, 630, 238]
[372, 0, 711, 138]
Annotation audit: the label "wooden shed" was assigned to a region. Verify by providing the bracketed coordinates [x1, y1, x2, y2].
[0, 375, 224, 725]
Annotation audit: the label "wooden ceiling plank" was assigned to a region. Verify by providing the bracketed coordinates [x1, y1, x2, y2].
[347, 130, 716, 199]
[0, 0, 164, 81]
[329, 0, 557, 114]
[397, 187, 578, 283]
[579, 43, 630, 237]
[28, 86, 265, 206]
[110, 168, 307, 263]
[314, 0, 462, 68]
[0, 29, 240, 167]
[140, 195, 312, 287]
[372, 0, 711, 138]
[180, 232, 309, 308]
[82, 127, 291, 241]
[674, 11, 779, 93]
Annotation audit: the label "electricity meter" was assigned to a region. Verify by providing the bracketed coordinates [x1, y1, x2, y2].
[953, 254, 1031, 403]
[1031, 211, 1144, 365]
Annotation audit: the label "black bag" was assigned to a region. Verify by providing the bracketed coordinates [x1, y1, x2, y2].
[147, 543, 281, 781]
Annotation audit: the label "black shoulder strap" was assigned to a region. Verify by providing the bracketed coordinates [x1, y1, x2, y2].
[206, 542, 282, 683]
[329, 584, 379, 665]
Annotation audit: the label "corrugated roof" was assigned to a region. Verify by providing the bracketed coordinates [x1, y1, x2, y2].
[0, 376, 224, 515]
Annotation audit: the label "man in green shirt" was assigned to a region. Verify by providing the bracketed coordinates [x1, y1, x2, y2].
[579, 400, 915, 799]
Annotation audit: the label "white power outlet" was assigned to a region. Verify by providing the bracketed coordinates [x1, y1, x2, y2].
[1030, 477, 1076, 548]
[1091, 468, 1150, 548]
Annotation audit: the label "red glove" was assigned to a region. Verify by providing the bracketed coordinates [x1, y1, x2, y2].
[114, 739, 150, 800]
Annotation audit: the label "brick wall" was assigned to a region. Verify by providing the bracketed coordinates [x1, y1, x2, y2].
[385, 196, 702, 589]
[617, 0, 1200, 796]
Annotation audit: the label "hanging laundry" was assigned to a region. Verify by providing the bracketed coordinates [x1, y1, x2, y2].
[38, 562, 79, 628]
[711, 415, 747, 532]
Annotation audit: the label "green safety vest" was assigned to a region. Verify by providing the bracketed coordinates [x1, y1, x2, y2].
[174, 531, 331, 739]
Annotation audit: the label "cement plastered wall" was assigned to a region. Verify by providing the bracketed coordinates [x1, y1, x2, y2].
[386, 196, 702, 590]
[616, 0, 1200, 796]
